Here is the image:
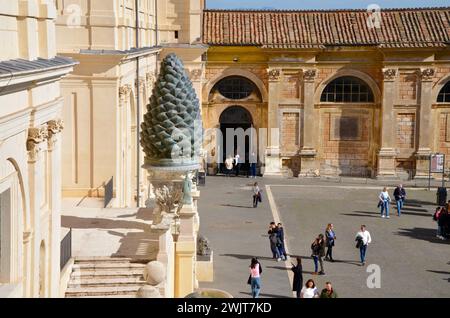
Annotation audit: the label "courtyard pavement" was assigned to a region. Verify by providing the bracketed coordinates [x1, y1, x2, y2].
[199, 176, 450, 298]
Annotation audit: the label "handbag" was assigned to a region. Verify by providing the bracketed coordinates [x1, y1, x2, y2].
[247, 275, 252, 285]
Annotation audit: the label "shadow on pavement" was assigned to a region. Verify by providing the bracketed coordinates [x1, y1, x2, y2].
[239, 292, 291, 298]
[62, 216, 151, 231]
[396, 227, 450, 244]
[220, 253, 273, 261]
[220, 204, 254, 209]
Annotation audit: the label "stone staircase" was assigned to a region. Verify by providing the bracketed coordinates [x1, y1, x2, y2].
[65, 257, 148, 298]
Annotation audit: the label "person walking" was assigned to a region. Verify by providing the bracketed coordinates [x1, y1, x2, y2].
[355, 225, 372, 266]
[436, 207, 448, 240]
[433, 207, 445, 240]
[268, 223, 280, 260]
[249, 258, 262, 298]
[291, 257, 303, 298]
[378, 187, 392, 218]
[311, 234, 326, 275]
[300, 279, 319, 298]
[252, 182, 261, 208]
[225, 155, 234, 177]
[325, 224, 336, 262]
[320, 282, 338, 298]
[277, 223, 287, 260]
[234, 153, 241, 177]
[250, 152, 257, 179]
[393, 184, 406, 216]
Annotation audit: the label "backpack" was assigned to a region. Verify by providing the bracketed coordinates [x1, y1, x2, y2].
[433, 210, 441, 221]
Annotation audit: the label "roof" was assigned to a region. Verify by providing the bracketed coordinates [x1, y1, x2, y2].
[202, 7, 450, 49]
[0, 56, 77, 77]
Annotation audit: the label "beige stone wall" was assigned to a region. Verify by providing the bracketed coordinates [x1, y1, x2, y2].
[0, 0, 74, 298]
[0, 0, 57, 61]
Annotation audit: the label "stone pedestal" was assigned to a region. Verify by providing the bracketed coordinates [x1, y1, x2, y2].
[145, 164, 198, 299]
[415, 149, 432, 179]
[264, 147, 282, 176]
[175, 203, 197, 298]
[377, 148, 397, 179]
[299, 148, 319, 177]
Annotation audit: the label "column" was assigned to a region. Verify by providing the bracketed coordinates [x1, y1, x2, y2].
[300, 69, 319, 176]
[26, 125, 48, 297]
[264, 68, 282, 176]
[377, 68, 398, 178]
[415, 68, 436, 178]
[46, 119, 64, 297]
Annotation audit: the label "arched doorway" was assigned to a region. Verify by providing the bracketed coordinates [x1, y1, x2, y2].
[219, 106, 254, 174]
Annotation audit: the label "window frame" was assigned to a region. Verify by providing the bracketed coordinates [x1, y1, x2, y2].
[321, 76, 375, 104]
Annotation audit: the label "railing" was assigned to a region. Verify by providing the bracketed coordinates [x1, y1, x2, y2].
[60, 228, 72, 270]
[104, 177, 114, 208]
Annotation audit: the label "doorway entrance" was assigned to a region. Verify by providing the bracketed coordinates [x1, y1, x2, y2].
[219, 106, 254, 175]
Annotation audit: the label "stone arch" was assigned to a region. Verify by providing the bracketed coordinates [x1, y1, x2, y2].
[204, 69, 268, 103]
[6, 158, 28, 230]
[315, 69, 382, 105]
[433, 74, 450, 103]
[219, 105, 254, 125]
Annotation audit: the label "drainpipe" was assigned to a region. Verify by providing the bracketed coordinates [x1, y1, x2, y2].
[135, 0, 141, 207]
[155, 0, 159, 45]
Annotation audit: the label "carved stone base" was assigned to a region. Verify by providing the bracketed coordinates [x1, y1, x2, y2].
[414, 148, 432, 179]
[377, 148, 397, 179]
[263, 147, 282, 176]
[299, 148, 319, 177]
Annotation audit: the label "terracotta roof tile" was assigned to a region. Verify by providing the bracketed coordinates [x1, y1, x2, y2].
[203, 8, 450, 48]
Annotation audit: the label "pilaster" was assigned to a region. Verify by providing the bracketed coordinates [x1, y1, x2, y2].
[300, 69, 319, 176]
[415, 68, 436, 178]
[377, 68, 398, 178]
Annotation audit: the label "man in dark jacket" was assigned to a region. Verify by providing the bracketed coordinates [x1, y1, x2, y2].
[393, 184, 406, 216]
[277, 223, 287, 260]
[320, 282, 338, 298]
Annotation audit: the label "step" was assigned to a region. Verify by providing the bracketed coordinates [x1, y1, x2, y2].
[66, 295, 138, 298]
[72, 263, 146, 270]
[65, 286, 142, 297]
[70, 269, 145, 279]
[68, 277, 146, 288]
[74, 257, 149, 264]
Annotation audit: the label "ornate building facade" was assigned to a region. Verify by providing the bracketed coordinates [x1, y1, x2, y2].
[202, 8, 450, 179]
[0, 0, 76, 297]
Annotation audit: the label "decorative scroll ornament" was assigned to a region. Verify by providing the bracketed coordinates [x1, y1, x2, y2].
[419, 68, 435, 81]
[119, 84, 132, 99]
[303, 69, 317, 81]
[383, 68, 397, 81]
[146, 71, 156, 84]
[27, 125, 48, 162]
[47, 119, 64, 150]
[268, 69, 281, 81]
[189, 69, 203, 81]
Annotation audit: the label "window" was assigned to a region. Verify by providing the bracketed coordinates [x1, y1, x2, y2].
[438, 81, 450, 103]
[174, 31, 179, 39]
[216, 77, 255, 100]
[321, 76, 374, 103]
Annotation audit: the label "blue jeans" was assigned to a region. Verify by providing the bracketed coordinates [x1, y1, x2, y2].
[396, 200, 404, 216]
[313, 256, 318, 272]
[360, 244, 368, 263]
[380, 200, 389, 217]
[251, 277, 261, 298]
[251, 163, 257, 177]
